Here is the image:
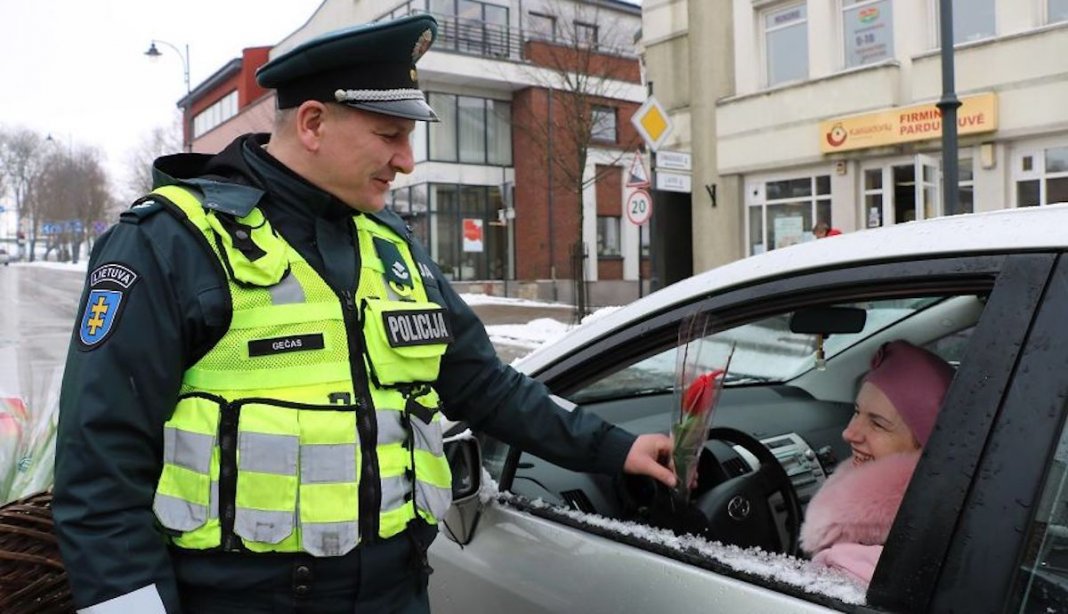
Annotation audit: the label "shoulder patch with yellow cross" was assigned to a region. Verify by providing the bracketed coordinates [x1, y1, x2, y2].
[78, 262, 140, 350]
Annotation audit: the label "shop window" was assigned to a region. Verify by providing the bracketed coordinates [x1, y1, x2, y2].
[748, 174, 831, 255]
[959, 158, 975, 214]
[591, 106, 617, 143]
[763, 3, 808, 86]
[1015, 146, 1068, 207]
[597, 216, 622, 257]
[1051, 0, 1068, 24]
[843, 0, 894, 68]
[428, 183, 507, 281]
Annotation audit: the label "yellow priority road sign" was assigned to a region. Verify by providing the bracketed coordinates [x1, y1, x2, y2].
[631, 96, 673, 152]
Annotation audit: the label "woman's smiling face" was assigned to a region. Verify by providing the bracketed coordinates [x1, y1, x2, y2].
[842, 382, 921, 466]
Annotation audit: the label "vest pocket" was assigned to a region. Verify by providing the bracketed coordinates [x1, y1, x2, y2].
[154, 396, 221, 533]
[361, 299, 451, 386]
[234, 403, 299, 545]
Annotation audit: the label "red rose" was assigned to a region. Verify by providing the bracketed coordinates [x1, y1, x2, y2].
[682, 369, 724, 416]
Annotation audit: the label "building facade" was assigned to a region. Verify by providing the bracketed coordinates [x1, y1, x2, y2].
[642, 0, 1068, 270]
[182, 0, 648, 306]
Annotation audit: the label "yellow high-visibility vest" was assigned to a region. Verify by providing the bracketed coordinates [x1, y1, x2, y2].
[149, 184, 453, 556]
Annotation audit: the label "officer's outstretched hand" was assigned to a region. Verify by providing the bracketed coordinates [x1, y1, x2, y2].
[623, 434, 677, 488]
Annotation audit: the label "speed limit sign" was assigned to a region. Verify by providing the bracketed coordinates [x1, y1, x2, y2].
[625, 189, 653, 226]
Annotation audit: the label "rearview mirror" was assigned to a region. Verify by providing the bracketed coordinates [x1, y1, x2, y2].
[789, 306, 866, 336]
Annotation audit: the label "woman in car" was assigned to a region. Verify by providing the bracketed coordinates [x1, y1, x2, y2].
[799, 339, 955, 585]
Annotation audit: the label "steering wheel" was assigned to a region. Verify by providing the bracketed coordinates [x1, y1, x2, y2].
[693, 427, 803, 555]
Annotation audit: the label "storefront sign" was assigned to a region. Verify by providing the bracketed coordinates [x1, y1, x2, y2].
[819, 93, 998, 153]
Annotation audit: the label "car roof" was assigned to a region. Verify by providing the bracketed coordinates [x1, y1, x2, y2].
[517, 204, 1068, 374]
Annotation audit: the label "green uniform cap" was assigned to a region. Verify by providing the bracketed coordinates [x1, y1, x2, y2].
[257, 14, 439, 122]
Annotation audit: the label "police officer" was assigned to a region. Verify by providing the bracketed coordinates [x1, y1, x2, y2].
[54, 15, 676, 614]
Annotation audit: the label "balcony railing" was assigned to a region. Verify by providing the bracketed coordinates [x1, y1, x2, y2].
[418, 11, 637, 62]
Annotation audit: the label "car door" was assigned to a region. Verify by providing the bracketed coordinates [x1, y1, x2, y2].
[429, 252, 1053, 613]
[870, 253, 1068, 613]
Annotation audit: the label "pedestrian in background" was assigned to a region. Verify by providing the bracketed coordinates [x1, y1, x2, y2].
[813, 221, 842, 239]
[53, 15, 675, 614]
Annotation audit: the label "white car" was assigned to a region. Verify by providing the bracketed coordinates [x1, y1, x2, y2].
[432, 205, 1068, 613]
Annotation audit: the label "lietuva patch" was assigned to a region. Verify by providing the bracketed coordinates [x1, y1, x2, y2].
[78, 262, 141, 349]
[382, 308, 453, 347]
[248, 333, 326, 357]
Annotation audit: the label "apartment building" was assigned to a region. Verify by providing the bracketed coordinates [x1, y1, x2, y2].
[642, 0, 1068, 271]
[181, 0, 647, 305]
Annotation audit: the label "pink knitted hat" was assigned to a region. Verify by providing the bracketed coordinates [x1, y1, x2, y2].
[863, 340, 955, 446]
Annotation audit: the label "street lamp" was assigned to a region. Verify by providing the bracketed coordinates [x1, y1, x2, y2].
[144, 39, 192, 151]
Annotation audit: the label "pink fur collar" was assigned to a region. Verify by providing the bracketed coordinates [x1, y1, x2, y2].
[800, 451, 920, 555]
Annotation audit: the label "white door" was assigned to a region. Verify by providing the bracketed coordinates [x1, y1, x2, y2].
[916, 154, 941, 221]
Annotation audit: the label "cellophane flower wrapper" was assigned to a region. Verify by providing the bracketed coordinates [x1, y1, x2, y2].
[0, 369, 61, 504]
[671, 315, 733, 500]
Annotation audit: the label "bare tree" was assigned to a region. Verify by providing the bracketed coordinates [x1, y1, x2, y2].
[125, 120, 182, 201]
[511, 1, 642, 315]
[0, 127, 49, 260]
[30, 146, 115, 263]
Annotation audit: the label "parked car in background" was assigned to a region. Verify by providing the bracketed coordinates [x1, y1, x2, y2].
[432, 204, 1068, 613]
[0, 249, 9, 266]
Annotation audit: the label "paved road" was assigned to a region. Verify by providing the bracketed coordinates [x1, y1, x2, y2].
[0, 265, 571, 408]
[0, 265, 84, 413]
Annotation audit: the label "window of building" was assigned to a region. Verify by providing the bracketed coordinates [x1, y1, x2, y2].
[958, 157, 975, 214]
[1050, 0, 1068, 24]
[429, 92, 458, 162]
[843, 0, 893, 68]
[412, 119, 428, 163]
[597, 216, 621, 257]
[747, 174, 831, 255]
[591, 106, 617, 143]
[763, 3, 808, 86]
[428, 93, 512, 165]
[192, 90, 238, 138]
[425, 183, 507, 280]
[431, 0, 510, 57]
[529, 11, 556, 41]
[1016, 146, 1068, 207]
[944, 0, 996, 45]
[575, 21, 599, 47]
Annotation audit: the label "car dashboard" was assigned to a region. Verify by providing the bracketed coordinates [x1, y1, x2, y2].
[510, 384, 853, 549]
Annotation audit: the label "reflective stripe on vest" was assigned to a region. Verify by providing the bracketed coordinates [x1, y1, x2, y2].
[150, 185, 452, 556]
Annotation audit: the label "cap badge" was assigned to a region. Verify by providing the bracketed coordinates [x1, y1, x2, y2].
[412, 28, 433, 62]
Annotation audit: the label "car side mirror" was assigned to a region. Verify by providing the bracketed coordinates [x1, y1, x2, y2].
[442, 436, 483, 545]
[789, 306, 867, 335]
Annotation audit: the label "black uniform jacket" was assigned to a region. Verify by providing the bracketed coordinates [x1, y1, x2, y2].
[53, 134, 637, 612]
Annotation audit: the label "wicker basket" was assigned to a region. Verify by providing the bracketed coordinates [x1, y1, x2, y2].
[0, 491, 73, 613]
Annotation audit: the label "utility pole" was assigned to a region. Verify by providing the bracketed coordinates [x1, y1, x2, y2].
[937, 0, 961, 216]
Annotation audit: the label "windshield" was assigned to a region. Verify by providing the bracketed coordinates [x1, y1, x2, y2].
[572, 297, 943, 403]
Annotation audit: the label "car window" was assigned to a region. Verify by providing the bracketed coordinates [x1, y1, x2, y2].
[571, 296, 944, 404]
[1012, 422, 1068, 612]
[501, 289, 988, 608]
